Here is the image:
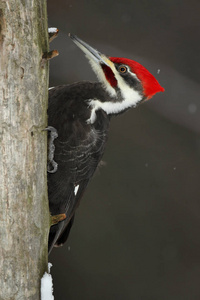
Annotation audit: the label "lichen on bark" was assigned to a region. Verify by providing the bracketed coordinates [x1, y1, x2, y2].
[0, 0, 49, 299]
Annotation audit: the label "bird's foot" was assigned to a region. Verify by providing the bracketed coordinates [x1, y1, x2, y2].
[44, 126, 58, 173]
[48, 159, 58, 174]
[51, 213, 67, 226]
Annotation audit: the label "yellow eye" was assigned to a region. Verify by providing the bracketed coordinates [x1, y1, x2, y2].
[119, 65, 127, 73]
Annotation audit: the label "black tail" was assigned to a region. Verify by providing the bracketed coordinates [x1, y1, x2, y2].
[48, 214, 75, 254]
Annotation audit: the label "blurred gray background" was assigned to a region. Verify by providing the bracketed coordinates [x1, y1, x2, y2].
[48, 1, 200, 299]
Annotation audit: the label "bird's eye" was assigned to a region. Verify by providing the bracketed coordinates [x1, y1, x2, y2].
[119, 65, 128, 73]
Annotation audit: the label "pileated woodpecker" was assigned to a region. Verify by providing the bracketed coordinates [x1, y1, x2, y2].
[48, 34, 164, 253]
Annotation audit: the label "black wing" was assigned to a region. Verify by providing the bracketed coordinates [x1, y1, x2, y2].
[48, 85, 110, 253]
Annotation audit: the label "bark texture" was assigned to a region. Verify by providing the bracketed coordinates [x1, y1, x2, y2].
[0, 1, 49, 299]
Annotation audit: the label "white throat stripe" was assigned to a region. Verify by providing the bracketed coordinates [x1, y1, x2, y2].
[87, 88, 142, 124]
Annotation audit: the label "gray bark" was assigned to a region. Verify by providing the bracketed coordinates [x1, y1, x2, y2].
[0, 0, 49, 299]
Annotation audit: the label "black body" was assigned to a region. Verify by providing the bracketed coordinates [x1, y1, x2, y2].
[47, 34, 164, 253]
[48, 81, 110, 253]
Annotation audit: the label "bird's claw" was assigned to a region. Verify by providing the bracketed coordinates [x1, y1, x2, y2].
[44, 126, 58, 173]
[51, 213, 67, 226]
[47, 160, 58, 174]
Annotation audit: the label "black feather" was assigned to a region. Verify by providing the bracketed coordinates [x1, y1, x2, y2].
[48, 82, 110, 253]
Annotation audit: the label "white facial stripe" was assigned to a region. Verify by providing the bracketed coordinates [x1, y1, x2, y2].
[48, 87, 55, 90]
[127, 68, 139, 80]
[114, 72, 141, 104]
[86, 63, 142, 124]
[85, 57, 142, 124]
[87, 87, 142, 124]
[88, 59, 117, 97]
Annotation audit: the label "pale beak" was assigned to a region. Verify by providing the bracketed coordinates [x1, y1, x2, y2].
[69, 33, 110, 67]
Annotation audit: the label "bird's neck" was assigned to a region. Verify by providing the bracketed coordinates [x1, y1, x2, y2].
[87, 82, 143, 124]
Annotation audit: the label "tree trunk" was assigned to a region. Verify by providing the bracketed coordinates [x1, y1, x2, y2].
[0, 1, 49, 299]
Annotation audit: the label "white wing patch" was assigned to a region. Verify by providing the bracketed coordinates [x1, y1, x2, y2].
[74, 185, 79, 196]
